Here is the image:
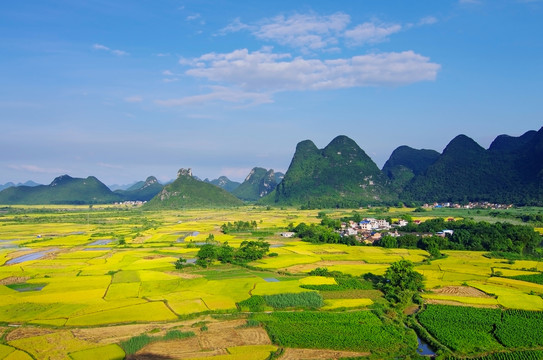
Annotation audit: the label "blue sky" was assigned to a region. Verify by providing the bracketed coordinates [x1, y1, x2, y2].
[1, 0, 542, 186]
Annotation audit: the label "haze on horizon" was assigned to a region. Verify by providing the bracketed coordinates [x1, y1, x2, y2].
[1, 0, 542, 186]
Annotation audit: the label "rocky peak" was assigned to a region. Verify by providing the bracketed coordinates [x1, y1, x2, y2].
[177, 168, 192, 178]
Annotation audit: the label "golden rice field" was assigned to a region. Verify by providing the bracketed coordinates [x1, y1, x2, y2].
[0, 205, 542, 359]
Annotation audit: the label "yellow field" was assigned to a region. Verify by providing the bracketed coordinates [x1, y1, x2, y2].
[1, 205, 543, 359]
[322, 298, 374, 309]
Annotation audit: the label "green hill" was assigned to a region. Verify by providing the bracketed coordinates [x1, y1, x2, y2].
[204, 176, 241, 192]
[232, 167, 279, 201]
[263, 135, 396, 208]
[403, 127, 543, 204]
[115, 176, 164, 201]
[382, 145, 440, 192]
[144, 169, 243, 209]
[0, 175, 120, 205]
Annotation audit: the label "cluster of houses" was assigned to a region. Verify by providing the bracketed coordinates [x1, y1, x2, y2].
[423, 202, 513, 209]
[114, 200, 147, 206]
[338, 218, 404, 244]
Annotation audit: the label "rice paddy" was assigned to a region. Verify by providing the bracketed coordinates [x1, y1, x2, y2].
[0, 205, 542, 358]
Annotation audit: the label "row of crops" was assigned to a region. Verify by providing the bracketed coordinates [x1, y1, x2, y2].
[252, 311, 416, 356]
[417, 305, 543, 355]
[447, 350, 543, 360]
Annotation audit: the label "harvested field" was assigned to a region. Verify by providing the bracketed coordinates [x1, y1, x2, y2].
[133, 337, 223, 359]
[165, 272, 204, 279]
[431, 286, 493, 298]
[0, 276, 30, 285]
[125, 319, 271, 359]
[279, 348, 370, 360]
[425, 299, 499, 308]
[5, 327, 55, 341]
[198, 320, 270, 350]
[72, 323, 163, 344]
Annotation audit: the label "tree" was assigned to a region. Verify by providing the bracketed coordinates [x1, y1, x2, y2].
[174, 256, 187, 269]
[197, 244, 218, 266]
[381, 260, 424, 304]
[217, 242, 234, 263]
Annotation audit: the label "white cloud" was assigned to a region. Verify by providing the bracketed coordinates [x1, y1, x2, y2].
[155, 86, 273, 107]
[183, 48, 440, 91]
[186, 13, 201, 21]
[344, 21, 402, 45]
[218, 17, 253, 35]
[124, 96, 143, 103]
[163, 70, 175, 76]
[92, 43, 129, 56]
[253, 13, 350, 52]
[161, 48, 440, 106]
[418, 16, 438, 26]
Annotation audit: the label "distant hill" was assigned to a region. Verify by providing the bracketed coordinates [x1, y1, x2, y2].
[232, 167, 279, 201]
[144, 169, 243, 209]
[204, 176, 241, 192]
[115, 176, 164, 201]
[263, 135, 396, 208]
[0, 175, 120, 204]
[382, 146, 440, 193]
[403, 127, 543, 204]
[0, 181, 40, 191]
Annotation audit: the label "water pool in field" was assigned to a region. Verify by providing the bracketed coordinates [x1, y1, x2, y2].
[5, 249, 56, 265]
[6, 283, 47, 292]
[264, 278, 279, 282]
[416, 335, 435, 356]
[0, 240, 18, 249]
[88, 239, 112, 246]
[83, 247, 111, 251]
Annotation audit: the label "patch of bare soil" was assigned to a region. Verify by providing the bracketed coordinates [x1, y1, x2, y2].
[0, 276, 30, 285]
[425, 299, 499, 308]
[432, 286, 493, 298]
[143, 255, 166, 260]
[134, 337, 227, 359]
[6, 327, 55, 341]
[72, 324, 161, 344]
[165, 272, 203, 279]
[403, 305, 420, 315]
[318, 260, 366, 265]
[279, 348, 370, 360]
[130, 319, 271, 360]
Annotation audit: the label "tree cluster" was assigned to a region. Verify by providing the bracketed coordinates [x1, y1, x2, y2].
[389, 218, 542, 255]
[193, 240, 270, 267]
[220, 220, 257, 234]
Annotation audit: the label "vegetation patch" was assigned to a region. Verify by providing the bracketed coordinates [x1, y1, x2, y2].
[238, 292, 324, 311]
[418, 305, 543, 355]
[252, 311, 414, 355]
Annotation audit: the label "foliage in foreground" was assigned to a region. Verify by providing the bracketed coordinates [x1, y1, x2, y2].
[446, 350, 543, 360]
[417, 305, 543, 355]
[252, 311, 415, 355]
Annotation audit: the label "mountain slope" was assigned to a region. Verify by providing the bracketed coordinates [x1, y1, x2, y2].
[144, 169, 243, 209]
[115, 176, 164, 201]
[403, 128, 543, 204]
[263, 135, 396, 207]
[382, 146, 440, 192]
[0, 175, 120, 204]
[204, 176, 241, 192]
[232, 167, 278, 201]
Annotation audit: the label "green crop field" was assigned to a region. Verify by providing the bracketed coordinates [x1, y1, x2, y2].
[0, 205, 542, 359]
